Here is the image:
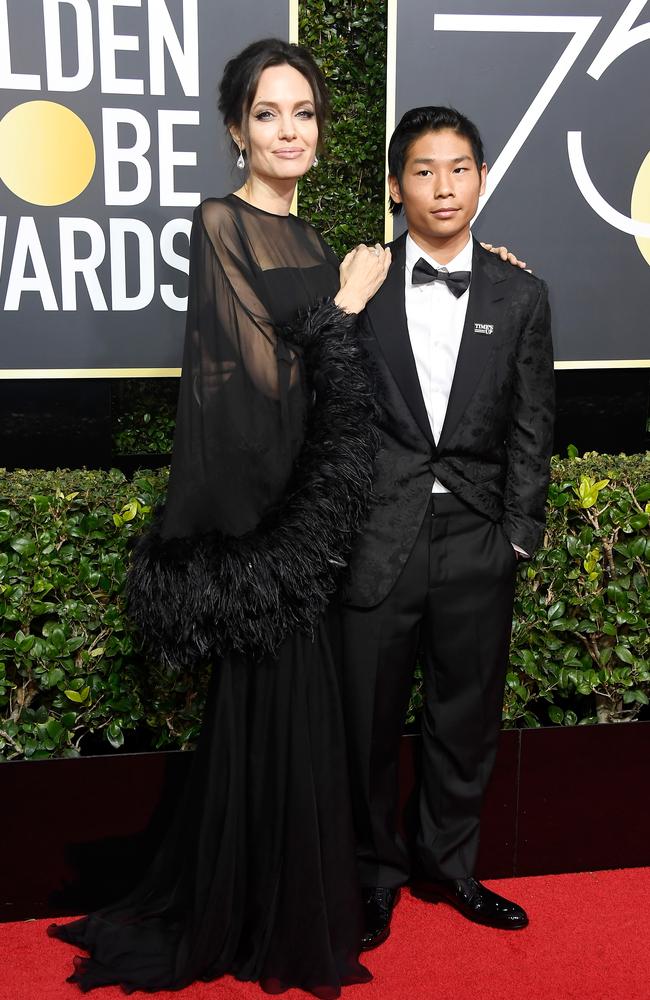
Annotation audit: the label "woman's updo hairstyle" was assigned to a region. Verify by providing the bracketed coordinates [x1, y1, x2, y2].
[218, 38, 330, 157]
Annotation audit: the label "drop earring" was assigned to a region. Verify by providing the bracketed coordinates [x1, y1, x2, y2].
[236, 147, 245, 169]
[312, 156, 319, 167]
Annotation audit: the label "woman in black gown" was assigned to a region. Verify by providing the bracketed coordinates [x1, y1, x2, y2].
[49, 38, 390, 998]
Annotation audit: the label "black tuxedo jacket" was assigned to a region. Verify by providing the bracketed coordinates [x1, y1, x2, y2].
[344, 233, 555, 608]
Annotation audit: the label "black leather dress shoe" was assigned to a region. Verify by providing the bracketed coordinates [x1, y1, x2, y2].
[360, 886, 399, 950]
[412, 876, 528, 930]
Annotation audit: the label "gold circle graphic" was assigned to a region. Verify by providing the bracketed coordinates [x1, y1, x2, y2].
[632, 149, 650, 268]
[0, 100, 95, 206]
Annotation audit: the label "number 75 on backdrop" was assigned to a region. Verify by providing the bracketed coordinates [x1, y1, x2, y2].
[385, 0, 650, 367]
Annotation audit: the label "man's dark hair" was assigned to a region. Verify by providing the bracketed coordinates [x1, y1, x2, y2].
[218, 38, 330, 160]
[388, 106, 485, 215]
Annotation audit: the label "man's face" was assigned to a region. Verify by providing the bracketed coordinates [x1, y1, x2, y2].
[389, 128, 486, 250]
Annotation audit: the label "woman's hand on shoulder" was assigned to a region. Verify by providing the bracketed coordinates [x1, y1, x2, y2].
[480, 242, 531, 272]
[334, 243, 391, 314]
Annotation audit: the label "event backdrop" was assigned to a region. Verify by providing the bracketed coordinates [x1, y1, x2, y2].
[387, 0, 650, 366]
[0, 0, 293, 376]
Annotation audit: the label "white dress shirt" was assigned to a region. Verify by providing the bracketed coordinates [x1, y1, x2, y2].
[404, 233, 473, 494]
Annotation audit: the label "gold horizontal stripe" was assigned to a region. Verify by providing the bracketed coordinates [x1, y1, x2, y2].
[0, 368, 181, 378]
[0, 359, 648, 379]
[554, 360, 650, 370]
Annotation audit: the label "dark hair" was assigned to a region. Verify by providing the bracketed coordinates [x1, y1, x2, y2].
[387, 106, 485, 215]
[218, 38, 330, 161]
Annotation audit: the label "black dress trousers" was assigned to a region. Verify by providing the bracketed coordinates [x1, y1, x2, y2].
[340, 494, 518, 888]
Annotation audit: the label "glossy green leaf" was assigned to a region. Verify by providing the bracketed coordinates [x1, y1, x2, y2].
[9, 535, 36, 556]
[615, 645, 636, 666]
[106, 722, 124, 749]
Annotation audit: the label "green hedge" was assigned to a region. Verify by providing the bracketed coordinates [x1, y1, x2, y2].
[1, 453, 648, 760]
[506, 452, 650, 727]
[298, 0, 387, 255]
[113, 380, 177, 456]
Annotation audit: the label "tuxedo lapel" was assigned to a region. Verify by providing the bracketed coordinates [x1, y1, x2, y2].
[365, 233, 434, 447]
[438, 240, 509, 449]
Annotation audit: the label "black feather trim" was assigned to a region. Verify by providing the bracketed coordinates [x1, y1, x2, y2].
[125, 300, 381, 668]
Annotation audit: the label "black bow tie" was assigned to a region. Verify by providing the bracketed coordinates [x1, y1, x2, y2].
[412, 258, 471, 298]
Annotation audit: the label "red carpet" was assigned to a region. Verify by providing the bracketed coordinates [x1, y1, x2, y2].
[2, 869, 649, 1000]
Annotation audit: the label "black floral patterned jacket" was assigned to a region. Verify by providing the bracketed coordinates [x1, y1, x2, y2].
[343, 234, 555, 608]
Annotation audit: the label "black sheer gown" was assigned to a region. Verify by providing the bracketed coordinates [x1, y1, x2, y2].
[49, 196, 380, 997]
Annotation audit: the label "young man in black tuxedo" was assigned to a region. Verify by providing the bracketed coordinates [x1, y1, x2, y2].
[339, 107, 555, 946]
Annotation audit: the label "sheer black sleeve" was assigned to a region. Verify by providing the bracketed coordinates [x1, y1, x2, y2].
[160, 201, 306, 540]
[126, 199, 380, 668]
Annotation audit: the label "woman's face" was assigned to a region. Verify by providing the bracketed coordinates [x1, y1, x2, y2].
[240, 64, 319, 182]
